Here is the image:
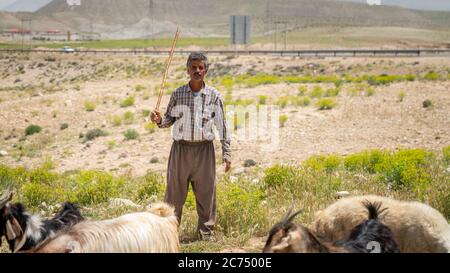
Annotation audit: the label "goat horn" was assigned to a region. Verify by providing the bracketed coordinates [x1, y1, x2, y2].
[0, 188, 14, 208]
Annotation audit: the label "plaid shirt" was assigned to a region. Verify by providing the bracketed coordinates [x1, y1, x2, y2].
[158, 83, 231, 161]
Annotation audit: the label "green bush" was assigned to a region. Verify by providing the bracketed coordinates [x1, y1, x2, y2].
[344, 150, 387, 173]
[111, 115, 123, 126]
[422, 99, 432, 108]
[303, 155, 341, 174]
[258, 95, 267, 105]
[84, 101, 96, 112]
[423, 71, 440, 81]
[262, 165, 298, 189]
[135, 84, 146, 92]
[276, 96, 289, 109]
[60, 123, 69, 130]
[25, 125, 42, 136]
[310, 86, 323, 99]
[398, 91, 406, 102]
[123, 129, 139, 140]
[374, 149, 433, 190]
[324, 88, 340, 97]
[144, 122, 157, 133]
[443, 146, 450, 164]
[279, 114, 288, 127]
[298, 85, 307, 96]
[136, 172, 165, 201]
[123, 111, 135, 124]
[141, 109, 150, 118]
[69, 171, 125, 205]
[120, 96, 135, 108]
[84, 128, 107, 142]
[316, 98, 336, 110]
[217, 180, 267, 236]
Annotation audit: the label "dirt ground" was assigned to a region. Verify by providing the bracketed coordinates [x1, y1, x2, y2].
[0, 54, 449, 178]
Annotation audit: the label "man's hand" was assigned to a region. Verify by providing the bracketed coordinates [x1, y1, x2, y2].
[150, 110, 162, 124]
[224, 158, 231, 172]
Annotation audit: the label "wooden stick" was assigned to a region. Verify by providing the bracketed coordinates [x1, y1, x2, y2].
[155, 27, 180, 111]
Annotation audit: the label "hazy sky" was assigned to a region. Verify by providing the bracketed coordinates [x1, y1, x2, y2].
[1, 0, 450, 12]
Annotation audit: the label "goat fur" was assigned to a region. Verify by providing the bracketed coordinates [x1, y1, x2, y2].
[263, 201, 399, 253]
[30, 202, 180, 253]
[313, 195, 450, 253]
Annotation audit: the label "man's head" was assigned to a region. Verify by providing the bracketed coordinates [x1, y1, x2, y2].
[187, 52, 208, 83]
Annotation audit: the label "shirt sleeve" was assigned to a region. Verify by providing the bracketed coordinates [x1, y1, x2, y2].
[214, 95, 231, 162]
[157, 92, 177, 129]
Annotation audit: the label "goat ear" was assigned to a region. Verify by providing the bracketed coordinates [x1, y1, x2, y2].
[5, 217, 23, 241]
[271, 236, 290, 252]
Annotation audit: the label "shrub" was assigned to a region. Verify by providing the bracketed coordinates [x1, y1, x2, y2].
[374, 149, 433, 190]
[443, 146, 450, 164]
[111, 115, 123, 126]
[60, 123, 69, 130]
[262, 165, 298, 189]
[123, 111, 135, 124]
[25, 125, 42, 136]
[123, 129, 139, 140]
[141, 109, 150, 118]
[422, 99, 432, 108]
[366, 87, 375, 96]
[137, 172, 165, 201]
[135, 84, 146, 92]
[423, 71, 440, 81]
[84, 101, 96, 112]
[84, 128, 107, 142]
[324, 88, 340, 97]
[217, 180, 267, 236]
[144, 122, 157, 133]
[276, 96, 289, 109]
[344, 150, 387, 173]
[258, 95, 267, 105]
[120, 96, 135, 107]
[310, 86, 323, 98]
[298, 85, 307, 96]
[316, 98, 336, 110]
[70, 171, 125, 205]
[398, 91, 406, 102]
[279, 114, 288, 127]
[303, 155, 341, 174]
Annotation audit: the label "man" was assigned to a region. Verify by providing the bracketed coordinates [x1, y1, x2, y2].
[151, 52, 231, 240]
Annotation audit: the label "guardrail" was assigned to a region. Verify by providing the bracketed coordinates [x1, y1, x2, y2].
[1, 48, 450, 57]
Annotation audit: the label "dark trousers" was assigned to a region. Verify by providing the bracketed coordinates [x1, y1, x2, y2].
[164, 140, 216, 234]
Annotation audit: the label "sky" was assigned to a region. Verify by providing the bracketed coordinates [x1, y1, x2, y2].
[1, 0, 450, 12]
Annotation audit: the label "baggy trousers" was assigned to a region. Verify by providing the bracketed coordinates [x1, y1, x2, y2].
[165, 140, 216, 234]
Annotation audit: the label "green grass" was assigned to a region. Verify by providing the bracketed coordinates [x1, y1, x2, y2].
[0, 147, 448, 253]
[316, 98, 336, 110]
[120, 96, 135, 108]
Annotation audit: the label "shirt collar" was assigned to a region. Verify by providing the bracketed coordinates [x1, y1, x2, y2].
[187, 81, 206, 94]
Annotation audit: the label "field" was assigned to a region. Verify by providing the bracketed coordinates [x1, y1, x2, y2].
[1, 26, 450, 50]
[0, 52, 449, 253]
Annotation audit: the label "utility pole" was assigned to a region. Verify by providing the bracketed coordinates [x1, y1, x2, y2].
[274, 20, 288, 51]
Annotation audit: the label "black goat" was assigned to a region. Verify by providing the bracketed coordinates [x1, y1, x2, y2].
[263, 201, 400, 253]
[0, 189, 84, 252]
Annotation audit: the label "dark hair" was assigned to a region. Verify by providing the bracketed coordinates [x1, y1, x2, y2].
[187, 52, 209, 70]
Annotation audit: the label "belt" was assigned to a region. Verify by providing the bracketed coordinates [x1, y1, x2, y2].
[174, 140, 212, 145]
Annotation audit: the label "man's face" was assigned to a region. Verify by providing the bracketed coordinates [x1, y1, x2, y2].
[187, 59, 207, 82]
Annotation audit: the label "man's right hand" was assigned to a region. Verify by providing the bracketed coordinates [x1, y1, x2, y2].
[150, 110, 162, 124]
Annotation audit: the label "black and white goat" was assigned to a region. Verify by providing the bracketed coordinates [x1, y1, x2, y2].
[0, 189, 84, 253]
[263, 201, 400, 253]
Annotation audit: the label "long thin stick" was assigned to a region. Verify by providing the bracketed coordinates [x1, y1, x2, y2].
[155, 27, 180, 111]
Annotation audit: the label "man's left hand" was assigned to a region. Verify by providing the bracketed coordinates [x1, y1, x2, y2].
[224, 159, 231, 172]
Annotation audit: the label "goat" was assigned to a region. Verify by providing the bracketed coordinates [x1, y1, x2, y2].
[313, 195, 450, 253]
[29, 202, 180, 253]
[263, 201, 399, 253]
[0, 189, 84, 253]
